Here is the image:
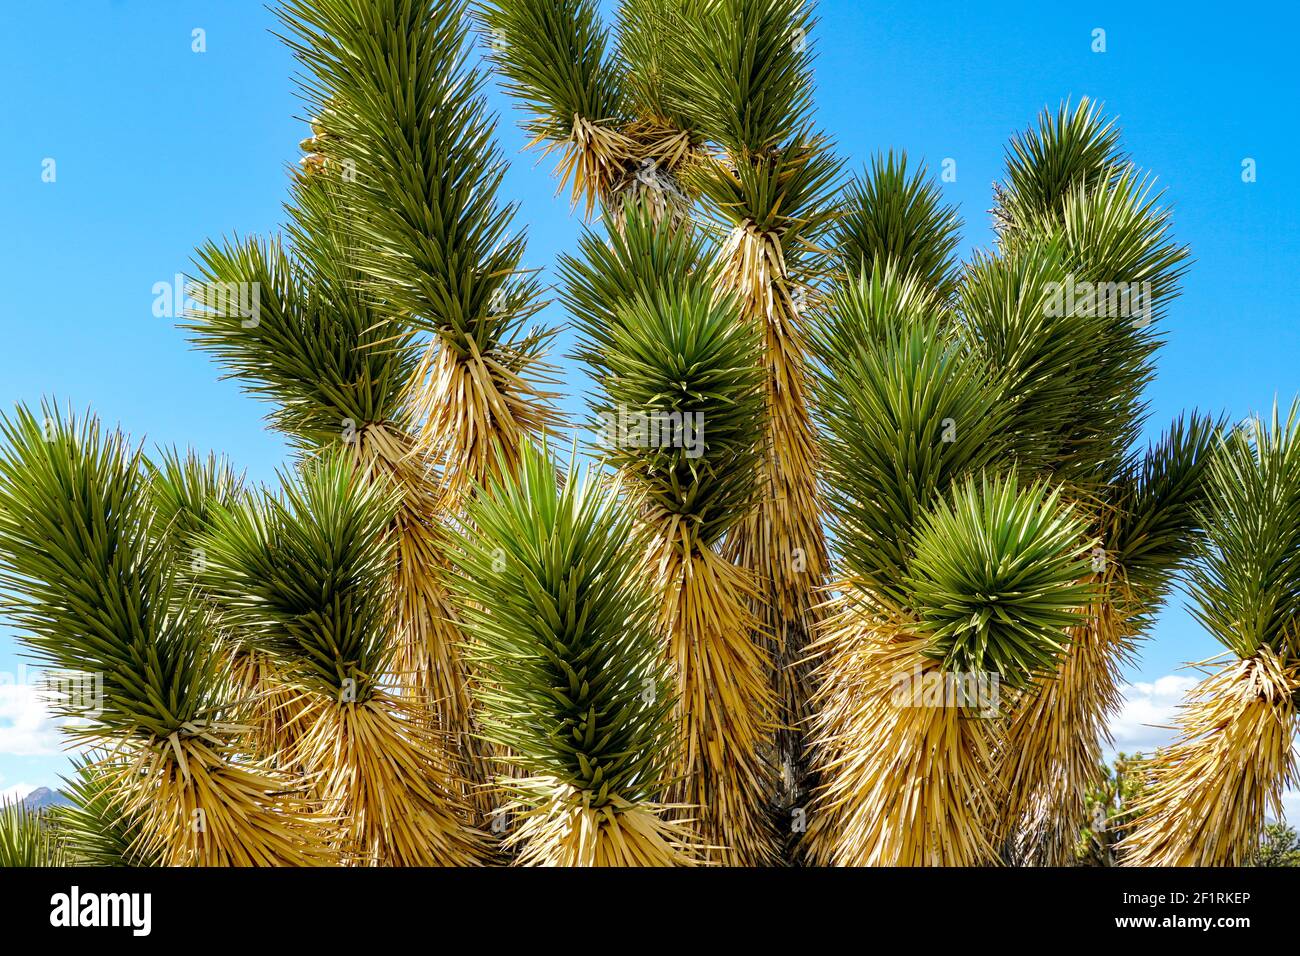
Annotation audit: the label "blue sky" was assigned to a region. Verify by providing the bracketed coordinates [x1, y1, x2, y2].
[1, 0, 1297, 796]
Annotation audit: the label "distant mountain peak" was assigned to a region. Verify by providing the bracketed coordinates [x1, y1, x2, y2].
[21, 786, 71, 810]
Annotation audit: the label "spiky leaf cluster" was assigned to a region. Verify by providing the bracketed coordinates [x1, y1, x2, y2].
[614, 0, 701, 126]
[564, 208, 762, 542]
[961, 187, 1190, 489]
[146, 448, 246, 565]
[834, 152, 963, 299]
[814, 270, 1012, 605]
[560, 203, 718, 327]
[1188, 401, 1300, 660]
[0, 406, 221, 740]
[449, 442, 675, 806]
[959, 243, 1111, 479]
[994, 98, 1126, 236]
[589, 286, 763, 542]
[653, 0, 842, 245]
[476, 0, 626, 142]
[1107, 412, 1225, 607]
[0, 798, 64, 867]
[967, 104, 1190, 491]
[662, 0, 816, 154]
[905, 474, 1096, 688]
[199, 452, 399, 700]
[278, 0, 549, 363]
[187, 226, 417, 450]
[55, 759, 160, 867]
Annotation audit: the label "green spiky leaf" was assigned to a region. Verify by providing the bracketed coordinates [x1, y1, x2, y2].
[834, 152, 963, 300]
[559, 202, 718, 332]
[1107, 411, 1226, 610]
[1188, 400, 1300, 659]
[583, 285, 763, 542]
[814, 269, 1013, 604]
[54, 758, 160, 867]
[476, 0, 627, 142]
[0, 405, 221, 740]
[0, 797, 64, 867]
[448, 441, 675, 805]
[277, 0, 552, 364]
[906, 473, 1097, 687]
[661, 0, 819, 153]
[995, 98, 1126, 236]
[186, 226, 417, 449]
[615, 0, 701, 126]
[199, 451, 399, 700]
[146, 448, 246, 565]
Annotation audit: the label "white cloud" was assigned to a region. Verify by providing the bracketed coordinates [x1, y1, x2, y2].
[0, 781, 36, 802]
[0, 680, 65, 757]
[1107, 673, 1198, 757]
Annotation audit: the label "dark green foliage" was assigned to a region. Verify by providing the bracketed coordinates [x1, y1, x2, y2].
[1107, 412, 1226, 608]
[476, 0, 627, 140]
[656, 0, 842, 246]
[995, 98, 1126, 236]
[187, 228, 416, 450]
[971, 104, 1190, 491]
[277, 0, 551, 363]
[960, 173, 1191, 491]
[564, 206, 762, 543]
[959, 241, 1113, 481]
[0, 797, 63, 867]
[834, 152, 963, 300]
[1251, 823, 1300, 867]
[814, 270, 1012, 605]
[55, 758, 160, 867]
[1074, 752, 1149, 866]
[584, 286, 763, 543]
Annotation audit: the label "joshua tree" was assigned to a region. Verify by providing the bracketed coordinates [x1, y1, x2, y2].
[486, 0, 840, 830]
[0, 1, 1285, 870]
[803, 99, 1219, 866]
[0, 407, 332, 866]
[959, 101, 1217, 865]
[477, 0, 703, 221]
[1122, 402, 1300, 866]
[199, 452, 488, 865]
[563, 205, 776, 862]
[448, 441, 700, 865]
[806, 391, 1098, 863]
[188, 0, 562, 821]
